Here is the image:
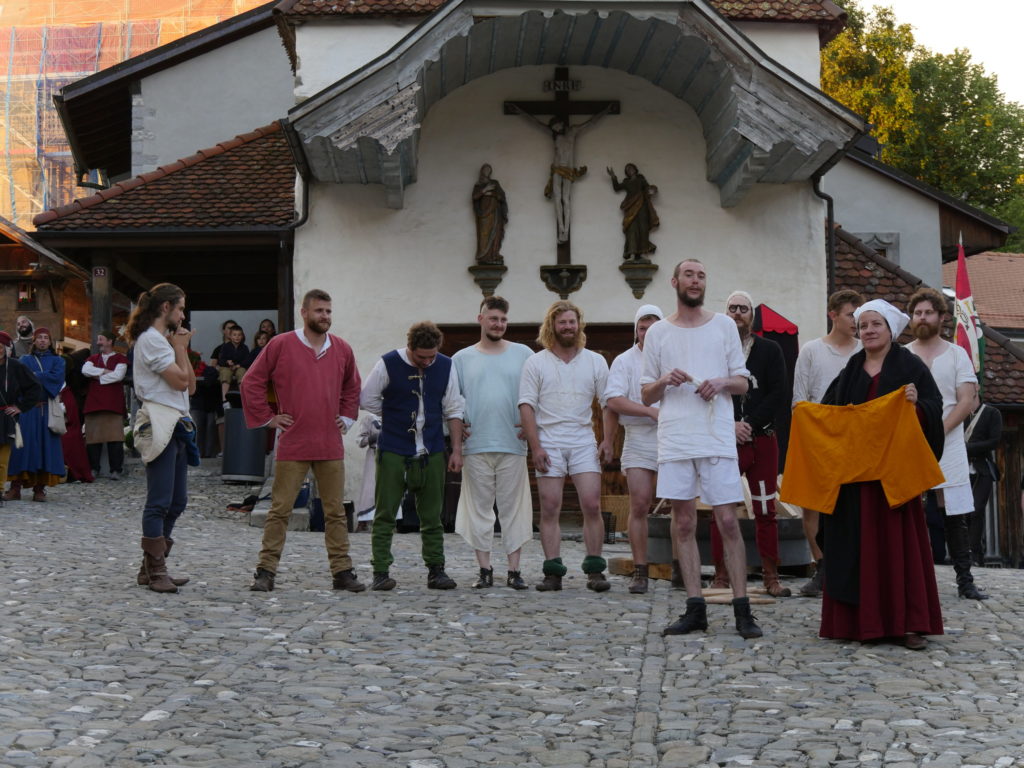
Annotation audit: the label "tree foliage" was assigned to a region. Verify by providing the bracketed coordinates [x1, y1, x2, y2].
[822, 2, 1024, 244]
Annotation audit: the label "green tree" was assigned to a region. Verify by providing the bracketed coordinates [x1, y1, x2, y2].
[823, 2, 1024, 245]
[821, 5, 919, 162]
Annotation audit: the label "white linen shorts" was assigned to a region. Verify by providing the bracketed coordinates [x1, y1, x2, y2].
[621, 425, 658, 472]
[656, 457, 743, 506]
[938, 481, 974, 516]
[535, 444, 600, 478]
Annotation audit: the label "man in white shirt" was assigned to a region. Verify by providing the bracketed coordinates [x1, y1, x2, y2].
[906, 287, 987, 600]
[126, 283, 196, 594]
[604, 303, 663, 594]
[791, 289, 862, 597]
[453, 296, 535, 590]
[519, 300, 613, 592]
[360, 322, 464, 591]
[641, 259, 762, 639]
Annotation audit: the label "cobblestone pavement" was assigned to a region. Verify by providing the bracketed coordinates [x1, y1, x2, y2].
[1, 462, 1023, 768]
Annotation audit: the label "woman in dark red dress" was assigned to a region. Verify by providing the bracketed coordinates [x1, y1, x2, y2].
[820, 299, 945, 650]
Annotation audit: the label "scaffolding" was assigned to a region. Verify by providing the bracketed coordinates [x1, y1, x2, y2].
[0, 1, 267, 229]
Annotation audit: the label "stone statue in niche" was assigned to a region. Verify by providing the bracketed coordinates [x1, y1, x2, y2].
[607, 164, 659, 262]
[472, 164, 508, 265]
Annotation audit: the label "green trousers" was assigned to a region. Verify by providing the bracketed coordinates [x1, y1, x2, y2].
[371, 450, 446, 572]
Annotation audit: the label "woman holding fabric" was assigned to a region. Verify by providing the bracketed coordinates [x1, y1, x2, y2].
[819, 299, 945, 650]
[4, 327, 66, 501]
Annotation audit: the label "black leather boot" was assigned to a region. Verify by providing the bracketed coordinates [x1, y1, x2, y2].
[662, 597, 708, 635]
[732, 596, 764, 639]
[946, 514, 989, 600]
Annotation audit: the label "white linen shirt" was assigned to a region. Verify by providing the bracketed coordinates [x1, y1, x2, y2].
[640, 314, 748, 462]
[518, 348, 608, 449]
[604, 344, 658, 427]
[791, 337, 862, 406]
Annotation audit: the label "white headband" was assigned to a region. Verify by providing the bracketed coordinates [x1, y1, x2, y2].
[634, 304, 664, 326]
[854, 298, 910, 339]
[726, 290, 754, 308]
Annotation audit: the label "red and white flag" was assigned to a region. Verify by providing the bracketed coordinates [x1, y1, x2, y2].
[953, 238, 984, 374]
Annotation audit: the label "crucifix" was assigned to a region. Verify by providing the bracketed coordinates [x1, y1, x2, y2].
[505, 67, 619, 267]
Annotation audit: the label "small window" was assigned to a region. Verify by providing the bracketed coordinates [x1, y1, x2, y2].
[17, 282, 37, 311]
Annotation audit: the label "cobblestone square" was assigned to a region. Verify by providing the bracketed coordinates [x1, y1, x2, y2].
[1, 464, 1022, 767]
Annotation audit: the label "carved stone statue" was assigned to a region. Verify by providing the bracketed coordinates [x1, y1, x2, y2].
[607, 163, 659, 261]
[512, 105, 612, 244]
[472, 164, 508, 265]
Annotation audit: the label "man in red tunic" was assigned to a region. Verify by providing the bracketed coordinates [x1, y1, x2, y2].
[82, 331, 129, 479]
[242, 289, 365, 593]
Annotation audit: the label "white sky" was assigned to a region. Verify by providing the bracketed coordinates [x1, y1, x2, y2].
[881, 0, 1024, 105]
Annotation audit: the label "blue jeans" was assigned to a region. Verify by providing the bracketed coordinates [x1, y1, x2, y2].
[142, 421, 191, 539]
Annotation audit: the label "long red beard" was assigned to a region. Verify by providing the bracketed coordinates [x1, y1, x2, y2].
[912, 322, 939, 340]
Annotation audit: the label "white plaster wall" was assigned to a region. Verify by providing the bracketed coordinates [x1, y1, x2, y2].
[291, 66, 828, 496]
[135, 28, 293, 171]
[733, 21, 822, 87]
[824, 158, 942, 288]
[293, 21, 421, 101]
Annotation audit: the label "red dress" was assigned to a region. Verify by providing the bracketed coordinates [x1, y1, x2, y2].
[60, 388, 95, 483]
[820, 375, 943, 641]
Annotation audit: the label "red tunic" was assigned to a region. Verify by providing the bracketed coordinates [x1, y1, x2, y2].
[240, 330, 361, 462]
[83, 353, 129, 415]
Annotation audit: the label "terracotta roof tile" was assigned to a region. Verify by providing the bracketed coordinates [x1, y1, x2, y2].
[941, 252, 1024, 331]
[276, 0, 845, 24]
[32, 123, 294, 231]
[275, 0, 445, 17]
[836, 226, 1024, 406]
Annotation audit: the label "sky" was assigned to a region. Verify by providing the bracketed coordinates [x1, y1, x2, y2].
[882, 0, 1024, 105]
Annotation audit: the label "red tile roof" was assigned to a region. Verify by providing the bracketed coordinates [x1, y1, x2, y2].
[710, 0, 844, 23]
[941, 252, 1024, 331]
[32, 123, 295, 231]
[276, 0, 846, 24]
[835, 226, 1024, 406]
[275, 0, 444, 16]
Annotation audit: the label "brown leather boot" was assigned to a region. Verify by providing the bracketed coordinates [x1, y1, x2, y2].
[32, 485, 46, 502]
[3, 480, 22, 501]
[164, 537, 190, 586]
[670, 559, 685, 589]
[762, 557, 791, 597]
[628, 564, 649, 594]
[709, 560, 730, 589]
[141, 536, 178, 593]
[137, 538, 189, 586]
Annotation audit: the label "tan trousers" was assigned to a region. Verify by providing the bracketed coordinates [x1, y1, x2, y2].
[0, 444, 10, 488]
[257, 459, 352, 575]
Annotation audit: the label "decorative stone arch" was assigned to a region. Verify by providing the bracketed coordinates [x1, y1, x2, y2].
[285, 0, 865, 209]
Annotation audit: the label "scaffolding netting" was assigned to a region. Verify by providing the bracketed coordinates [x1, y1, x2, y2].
[1, 1, 267, 229]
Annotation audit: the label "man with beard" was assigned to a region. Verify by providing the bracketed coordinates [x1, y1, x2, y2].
[641, 259, 762, 638]
[519, 300, 613, 592]
[707, 290, 790, 597]
[453, 296, 534, 589]
[791, 289, 862, 597]
[360, 321, 464, 591]
[604, 303, 663, 594]
[243, 289, 365, 593]
[13, 316, 34, 358]
[906, 287, 988, 600]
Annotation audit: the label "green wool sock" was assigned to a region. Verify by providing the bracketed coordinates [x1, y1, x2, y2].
[542, 558, 568, 577]
[582, 555, 607, 574]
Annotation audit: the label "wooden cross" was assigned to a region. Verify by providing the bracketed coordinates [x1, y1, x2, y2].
[505, 67, 619, 266]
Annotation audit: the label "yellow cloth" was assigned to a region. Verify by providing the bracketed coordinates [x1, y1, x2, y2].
[780, 387, 944, 514]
